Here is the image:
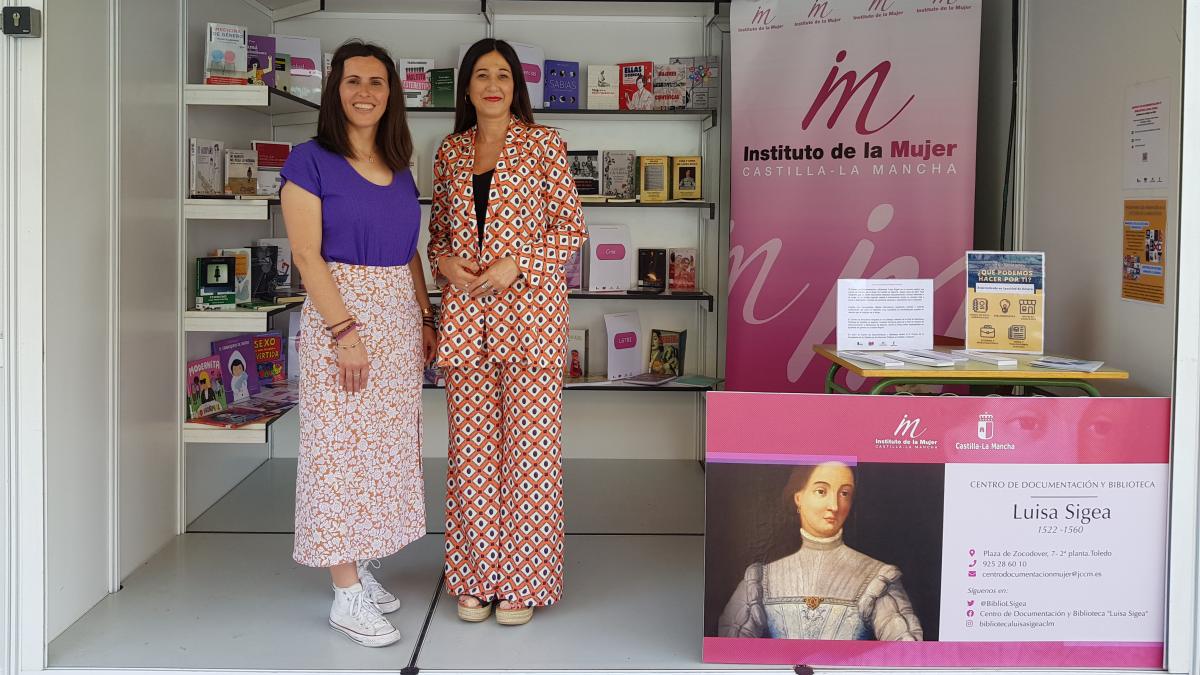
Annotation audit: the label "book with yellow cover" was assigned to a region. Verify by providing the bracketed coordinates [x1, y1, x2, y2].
[639, 156, 669, 202]
[671, 156, 702, 200]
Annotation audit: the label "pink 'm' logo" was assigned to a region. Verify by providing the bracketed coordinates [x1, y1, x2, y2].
[751, 6, 777, 25]
[803, 50, 915, 135]
[596, 244, 626, 260]
[614, 332, 638, 350]
[867, 0, 895, 11]
[523, 63, 542, 84]
[808, 1, 832, 18]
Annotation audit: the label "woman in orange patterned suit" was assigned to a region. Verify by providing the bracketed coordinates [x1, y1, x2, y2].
[428, 38, 587, 626]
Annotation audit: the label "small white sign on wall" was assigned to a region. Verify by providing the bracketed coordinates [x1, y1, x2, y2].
[1124, 78, 1172, 190]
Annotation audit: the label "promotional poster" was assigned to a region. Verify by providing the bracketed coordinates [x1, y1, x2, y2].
[1122, 199, 1168, 304]
[727, 0, 981, 392]
[704, 392, 1169, 668]
[965, 252, 1045, 353]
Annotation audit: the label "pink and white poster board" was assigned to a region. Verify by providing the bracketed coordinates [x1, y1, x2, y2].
[704, 392, 1168, 668]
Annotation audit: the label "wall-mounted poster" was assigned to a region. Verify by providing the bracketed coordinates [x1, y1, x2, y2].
[704, 392, 1169, 668]
[1122, 199, 1168, 304]
[965, 252, 1045, 354]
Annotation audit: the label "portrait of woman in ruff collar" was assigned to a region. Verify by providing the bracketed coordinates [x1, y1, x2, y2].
[712, 461, 937, 641]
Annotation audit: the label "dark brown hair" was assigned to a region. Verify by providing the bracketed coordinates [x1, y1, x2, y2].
[316, 40, 413, 172]
[454, 38, 537, 134]
[781, 463, 856, 518]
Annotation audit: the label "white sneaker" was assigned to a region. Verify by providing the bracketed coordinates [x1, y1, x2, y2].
[358, 559, 401, 614]
[329, 582, 401, 647]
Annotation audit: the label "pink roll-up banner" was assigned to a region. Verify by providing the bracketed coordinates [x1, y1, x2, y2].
[728, 0, 981, 392]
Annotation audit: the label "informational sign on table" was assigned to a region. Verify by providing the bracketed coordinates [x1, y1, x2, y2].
[1121, 199, 1168, 305]
[704, 392, 1169, 669]
[836, 279, 933, 351]
[1124, 78, 1171, 189]
[966, 252, 1045, 354]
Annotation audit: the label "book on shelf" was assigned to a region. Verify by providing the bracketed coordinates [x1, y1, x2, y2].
[636, 248, 667, 293]
[239, 379, 298, 414]
[619, 61, 654, 111]
[224, 149, 258, 196]
[267, 286, 306, 303]
[196, 256, 237, 310]
[324, 52, 333, 78]
[430, 67, 455, 108]
[585, 224, 632, 292]
[604, 311, 642, 381]
[189, 138, 224, 196]
[671, 156, 702, 200]
[669, 56, 720, 109]
[247, 35, 274, 86]
[251, 140, 291, 197]
[565, 328, 588, 379]
[397, 58, 435, 108]
[653, 63, 687, 110]
[674, 374, 722, 388]
[567, 149, 601, 196]
[639, 156, 669, 202]
[579, 195, 609, 203]
[649, 328, 686, 376]
[249, 245, 278, 299]
[512, 42, 544, 109]
[287, 312, 302, 381]
[211, 335, 261, 402]
[602, 150, 637, 200]
[186, 355, 228, 420]
[586, 64, 619, 110]
[544, 60, 579, 109]
[272, 34, 323, 103]
[255, 237, 293, 288]
[204, 23, 248, 85]
[1029, 356, 1105, 372]
[214, 247, 252, 305]
[272, 54, 292, 93]
[623, 372, 679, 386]
[564, 250, 583, 291]
[186, 407, 275, 429]
[253, 331, 287, 386]
[668, 247, 698, 292]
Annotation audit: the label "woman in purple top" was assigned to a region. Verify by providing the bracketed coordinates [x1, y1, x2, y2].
[280, 40, 435, 648]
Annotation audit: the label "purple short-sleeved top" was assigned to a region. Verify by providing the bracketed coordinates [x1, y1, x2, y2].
[280, 140, 421, 267]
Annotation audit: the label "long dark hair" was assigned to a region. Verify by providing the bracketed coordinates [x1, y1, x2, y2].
[454, 38, 537, 134]
[316, 40, 413, 172]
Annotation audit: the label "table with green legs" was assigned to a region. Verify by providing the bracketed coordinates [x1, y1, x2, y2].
[813, 345, 1129, 396]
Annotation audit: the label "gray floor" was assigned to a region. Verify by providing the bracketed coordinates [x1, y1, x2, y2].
[50, 459, 729, 672]
[189, 458, 706, 535]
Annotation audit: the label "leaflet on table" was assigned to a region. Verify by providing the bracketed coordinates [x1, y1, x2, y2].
[836, 279, 934, 351]
[1029, 356, 1105, 373]
[886, 349, 957, 367]
[837, 351, 904, 368]
[966, 252, 1045, 354]
[704, 393, 1169, 669]
[952, 350, 1018, 367]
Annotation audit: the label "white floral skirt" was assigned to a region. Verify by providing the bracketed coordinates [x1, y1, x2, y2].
[293, 262, 426, 568]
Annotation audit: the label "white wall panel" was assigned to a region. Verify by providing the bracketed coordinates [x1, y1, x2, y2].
[1021, 0, 1183, 395]
[44, 0, 114, 641]
[118, 0, 184, 580]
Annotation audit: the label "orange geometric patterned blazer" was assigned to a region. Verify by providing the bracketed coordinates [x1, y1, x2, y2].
[428, 118, 588, 370]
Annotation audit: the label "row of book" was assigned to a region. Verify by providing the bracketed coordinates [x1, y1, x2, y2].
[568, 152, 701, 203]
[568, 322, 688, 385]
[567, 225, 698, 294]
[203, 22, 719, 112]
[196, 239, 299, 310]
[186, 331, 295, 428]
[189, 138, 292, 197]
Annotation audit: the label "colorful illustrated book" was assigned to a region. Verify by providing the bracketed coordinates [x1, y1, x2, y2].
[186, 355, 228, 419]
[618, 61, 654, 111]
[544, 59, 580, 109]
[397, 58, 435, 108]
[271, 34, 323, 103]
[247, 35, 274, 86]
[566, 328, 589, 378]
[214, 247, 252, 305]
[195, 256, 237, 309]
[653, 63, 687, 110]
[648, 328, 687, 376]
[668, 247, 698, 292]
[211, 335, 261, 402]
[669, 56, 720, 109]
[253, 331, 286, 385]
[204, 23, 248, 85]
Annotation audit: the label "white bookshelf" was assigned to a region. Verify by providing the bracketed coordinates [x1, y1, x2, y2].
[183, 302, 302, 332]
[183, 198, 271, 220]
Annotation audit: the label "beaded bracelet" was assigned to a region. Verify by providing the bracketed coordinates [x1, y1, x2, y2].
[325, 317, 355, 334]
[331, 321, 363, 344]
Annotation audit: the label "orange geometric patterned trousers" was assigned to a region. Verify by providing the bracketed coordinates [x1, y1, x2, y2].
[443, 361, 565, 607]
